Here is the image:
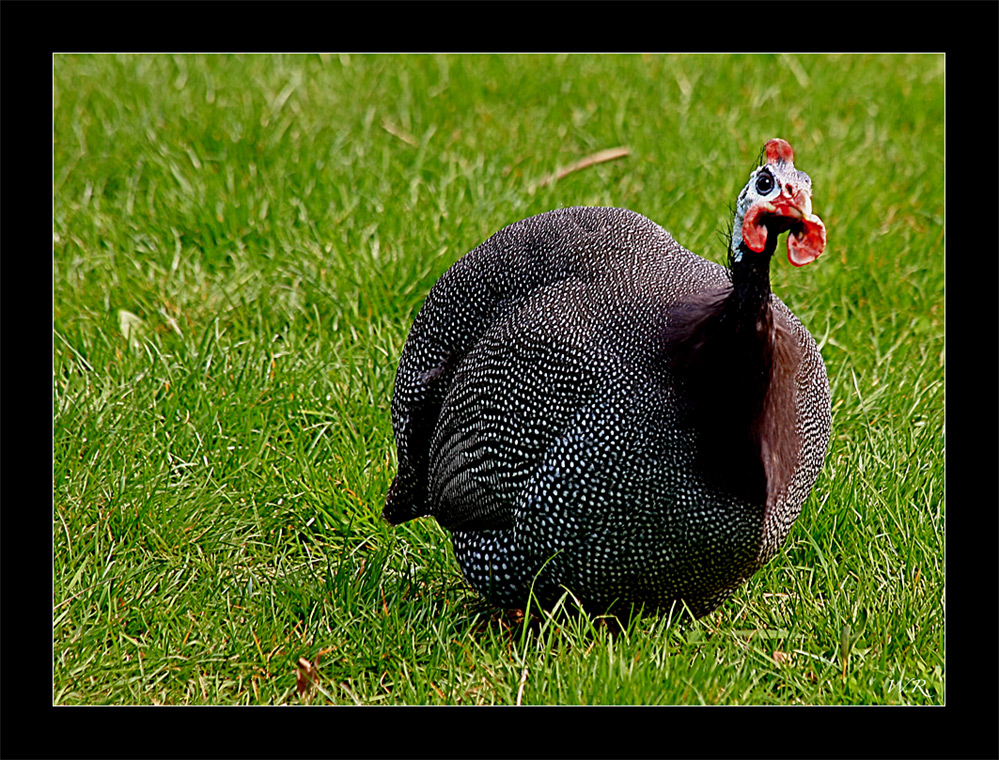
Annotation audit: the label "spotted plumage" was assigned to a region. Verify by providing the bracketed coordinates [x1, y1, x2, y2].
[385, 139, 830, 617]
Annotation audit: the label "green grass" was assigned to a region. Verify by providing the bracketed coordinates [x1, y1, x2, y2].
[53, 53, 944, 706]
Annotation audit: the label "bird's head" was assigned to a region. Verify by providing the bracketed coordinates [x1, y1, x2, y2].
[732, 138, 826, 267]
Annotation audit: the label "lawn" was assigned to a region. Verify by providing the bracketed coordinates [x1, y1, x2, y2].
[53, 53, 944, 708]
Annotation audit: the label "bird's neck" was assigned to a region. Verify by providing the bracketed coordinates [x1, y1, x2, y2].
[674, 239, 778, 504]
[726, 240, 776, 344]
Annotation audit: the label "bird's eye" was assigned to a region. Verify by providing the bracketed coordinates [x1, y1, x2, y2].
[755, 171, 775, 195]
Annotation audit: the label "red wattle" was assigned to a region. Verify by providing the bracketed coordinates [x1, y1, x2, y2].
[741, 205, 769, 253]
[787, 216, 827, 267]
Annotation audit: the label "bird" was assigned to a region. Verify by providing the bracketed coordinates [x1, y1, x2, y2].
[384, 138, 830, 618]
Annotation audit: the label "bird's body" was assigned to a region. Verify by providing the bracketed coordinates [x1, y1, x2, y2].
[385, 140, 830, 617]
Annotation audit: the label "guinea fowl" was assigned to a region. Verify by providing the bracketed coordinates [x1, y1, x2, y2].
[384, 138, 830, 618]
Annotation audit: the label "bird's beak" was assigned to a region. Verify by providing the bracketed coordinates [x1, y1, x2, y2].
[770, 182, 812, 221]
